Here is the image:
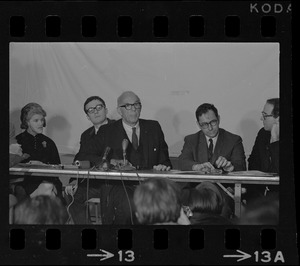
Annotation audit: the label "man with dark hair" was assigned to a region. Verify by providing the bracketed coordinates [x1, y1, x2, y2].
[73, 96, 113, 163]
[78, 91, 173, 224]
[178, 103, 246, 172]
[248, 98, 279, 173]
[65, 96, 115, 224]
[178, 103, 246, 216]
[246, 98, 279, 200]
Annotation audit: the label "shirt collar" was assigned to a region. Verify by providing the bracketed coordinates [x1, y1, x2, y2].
[205, 133, 219, 145]
[94, 119, 108, 134]
[122, 120, 140, 131]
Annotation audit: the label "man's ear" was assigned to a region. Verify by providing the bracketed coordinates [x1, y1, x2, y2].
[117, 107, 122, 117]
[218, 115, 221, 124]
[86, 114, 91, 122]
[275, 116, 279, 123]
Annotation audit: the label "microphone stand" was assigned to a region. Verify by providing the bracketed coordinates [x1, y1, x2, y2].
[120, 139, 136, 171]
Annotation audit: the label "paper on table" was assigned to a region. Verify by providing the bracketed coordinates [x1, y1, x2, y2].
[227, 170, 277, 176]
[17, 162, 62, 169]
[170, 169, 223, 175]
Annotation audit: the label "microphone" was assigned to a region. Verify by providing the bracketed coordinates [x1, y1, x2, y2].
[120, 139, 136, 171]
[97, 146, 111, 170]
[102, 146, 111, 161]
[122, 139, 129, 165]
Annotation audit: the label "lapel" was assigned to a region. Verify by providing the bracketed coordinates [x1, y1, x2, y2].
[117, 120, 129, 141]
[197, 131, 209, 163]
[211, 129, 225, 163]
[88, 126, 96, 136]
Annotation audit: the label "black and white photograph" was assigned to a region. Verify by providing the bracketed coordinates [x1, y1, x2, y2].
[1, 1, 295, 265]
[9, 42, 279, 226]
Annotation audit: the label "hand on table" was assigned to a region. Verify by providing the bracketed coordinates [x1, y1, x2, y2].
[65, 180, 78, 196]
[215, 156, 234, 172]
[153, 164, 171, 171]
[110, 159, 133, 169]
[192, 162, 215, 172]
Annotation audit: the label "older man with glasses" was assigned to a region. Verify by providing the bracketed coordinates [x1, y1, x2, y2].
[77, 91, 172, 225]
[98, 90, 172, 171]
[178, 103, 246, 173]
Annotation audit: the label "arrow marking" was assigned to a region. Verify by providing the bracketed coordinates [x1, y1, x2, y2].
[223, 249, 252, 262]
[87, 249, 114, 261]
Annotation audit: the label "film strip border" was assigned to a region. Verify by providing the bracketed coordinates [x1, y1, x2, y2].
[0, 1, 292, 41]
[9, 227, 285, 264]
[0, 1, 295, 265]
[9, 228, 277, 250]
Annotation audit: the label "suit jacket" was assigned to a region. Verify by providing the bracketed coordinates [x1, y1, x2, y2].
[74, 118, 114, 163]
[248, 128, 279, 173]
[89, 119, 172, 169]
[178, 128, 246, 171]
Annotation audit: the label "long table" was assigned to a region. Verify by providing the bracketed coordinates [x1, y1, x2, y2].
[9, 166, 279, 218]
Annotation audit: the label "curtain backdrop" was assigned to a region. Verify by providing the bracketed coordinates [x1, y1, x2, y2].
[10, 42, 279, 158]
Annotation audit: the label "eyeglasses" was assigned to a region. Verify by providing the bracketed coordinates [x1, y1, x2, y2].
[119, 102, 142, 110]
[86, 104, 105, 114]
[199, 119, 218, 129]
[261, 112, 274, 120]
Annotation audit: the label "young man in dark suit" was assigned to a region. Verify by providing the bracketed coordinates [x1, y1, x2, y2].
[68, 92, 172, 224]
[65, 96, 116, 224]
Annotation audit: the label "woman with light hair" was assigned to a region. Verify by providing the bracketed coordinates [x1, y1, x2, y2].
[14, 103, 63, 204]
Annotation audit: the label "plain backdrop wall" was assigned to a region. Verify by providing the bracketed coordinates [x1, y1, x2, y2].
[10, 42, 279, 159]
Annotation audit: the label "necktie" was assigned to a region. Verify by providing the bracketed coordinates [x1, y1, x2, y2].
[132, 127, 138, 150]
[208, 138, 213, 161]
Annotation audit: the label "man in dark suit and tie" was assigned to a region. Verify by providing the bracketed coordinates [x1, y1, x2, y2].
[97, 91, 172, 171]
[74, 91, 172, 224]
[178, 103, 246, 172]
[178, 103, 246, 218]
[65, 96, 115, 224]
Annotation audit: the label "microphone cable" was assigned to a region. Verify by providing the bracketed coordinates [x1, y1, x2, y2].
[66, 193, 75, 224]
[85, 170, 90, 224]
[135, 170, 142, 185]
[119, 170, 134, 225]
[65, 169, 79, 224]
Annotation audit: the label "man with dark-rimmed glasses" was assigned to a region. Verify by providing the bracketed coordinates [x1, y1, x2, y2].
[178, 103, 247, 219]
[248, 98, 279, 173]
[80, 91, 172, 225]
[246, 98, 279, 201]
[65, 96, 115, 224]
[98, 90, 172, 171]
[178, 103, 246, 173]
